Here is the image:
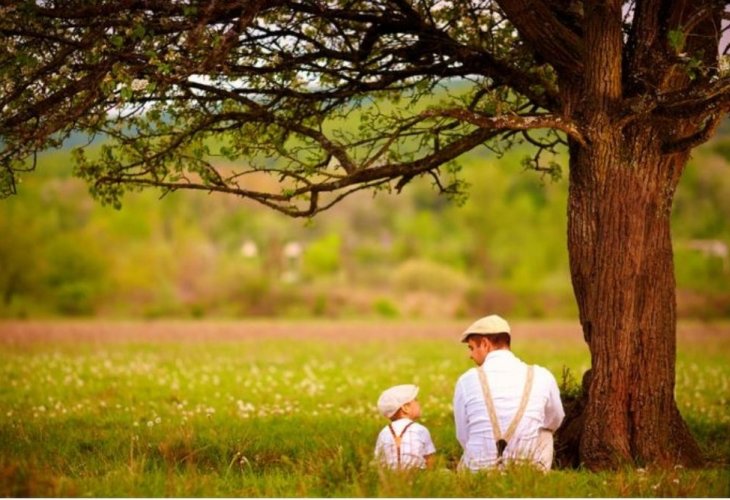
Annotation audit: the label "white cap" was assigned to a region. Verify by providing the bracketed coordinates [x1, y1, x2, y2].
[377, 384, 419, 418]
[460, 314, 511, 342]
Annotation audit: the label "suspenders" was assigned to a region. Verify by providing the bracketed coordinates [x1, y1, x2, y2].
[387, 421, 415, 468]
[477, 364, 535, 466]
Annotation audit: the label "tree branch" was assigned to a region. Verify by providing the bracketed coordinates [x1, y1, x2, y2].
[91, 124, 502, 216]
[421, 108, 586, 146]
[654, 77, 730, 117]
[662, 112, 726, 154]
[495, 0, 584, 75]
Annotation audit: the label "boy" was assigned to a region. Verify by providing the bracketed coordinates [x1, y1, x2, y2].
[374, 384, 436, 469]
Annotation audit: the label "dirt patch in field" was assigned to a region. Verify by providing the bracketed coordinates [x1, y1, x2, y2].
[0, 319, 727, 345]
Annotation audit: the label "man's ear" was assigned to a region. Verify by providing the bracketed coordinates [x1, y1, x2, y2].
[480, 336, 495, 353]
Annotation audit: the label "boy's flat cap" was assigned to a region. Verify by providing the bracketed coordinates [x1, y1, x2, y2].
[377, 384, 419, 418]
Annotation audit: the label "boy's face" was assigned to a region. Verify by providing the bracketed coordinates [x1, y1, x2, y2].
[402, 399, 421, 420]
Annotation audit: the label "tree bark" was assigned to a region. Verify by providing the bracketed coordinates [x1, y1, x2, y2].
[564, 126, 704, 470]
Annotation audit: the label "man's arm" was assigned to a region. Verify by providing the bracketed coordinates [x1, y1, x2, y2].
[542, 371, 565, 432]
[453, 378, 468, 449]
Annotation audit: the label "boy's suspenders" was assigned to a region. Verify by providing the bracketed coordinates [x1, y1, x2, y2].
[477, 364, 535, 466]
[387, 421, 415, 468]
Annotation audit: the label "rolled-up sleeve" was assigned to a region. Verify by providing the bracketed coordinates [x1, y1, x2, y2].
[421, 427, 436, 456]
[543, 373, 565, 432]
[453, 379, 468, 449]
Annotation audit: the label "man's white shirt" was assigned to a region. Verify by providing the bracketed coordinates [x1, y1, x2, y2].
[453, 349, 564, 471]
[374, 418, 436, 469]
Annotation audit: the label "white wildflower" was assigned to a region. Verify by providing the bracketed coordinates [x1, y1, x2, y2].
[719, 55, 730, 76]
[130, 78, 149, 91]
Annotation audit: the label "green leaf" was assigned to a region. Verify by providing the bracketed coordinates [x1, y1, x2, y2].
[132, 24, 145, 40]
[667, 29, 686, 53]
[547, 161, 563, 183]
[110, 35, 124, 48]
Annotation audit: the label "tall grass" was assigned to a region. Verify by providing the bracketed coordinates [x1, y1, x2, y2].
[0, 326, 728, 496]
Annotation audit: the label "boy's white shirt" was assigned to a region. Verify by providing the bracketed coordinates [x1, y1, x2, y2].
[374, 417, 436, 469]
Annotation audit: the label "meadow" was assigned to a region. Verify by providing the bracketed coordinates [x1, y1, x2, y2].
[0, 320, 728, 497]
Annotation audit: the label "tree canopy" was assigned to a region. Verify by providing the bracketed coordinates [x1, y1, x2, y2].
[2, 1, 726, 212]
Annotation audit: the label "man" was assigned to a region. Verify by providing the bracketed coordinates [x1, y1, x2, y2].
[453, 314, 564, 471]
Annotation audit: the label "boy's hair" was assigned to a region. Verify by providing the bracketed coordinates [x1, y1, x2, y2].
[390, 406, 407, 421]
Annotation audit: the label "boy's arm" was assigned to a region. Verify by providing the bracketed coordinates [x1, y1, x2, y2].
[421, 426, 437, 468]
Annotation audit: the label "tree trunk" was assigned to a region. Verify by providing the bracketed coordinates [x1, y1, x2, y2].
[564, 126, 704, 469]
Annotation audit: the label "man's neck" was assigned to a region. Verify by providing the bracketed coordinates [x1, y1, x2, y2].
[486, 345, 510, 356]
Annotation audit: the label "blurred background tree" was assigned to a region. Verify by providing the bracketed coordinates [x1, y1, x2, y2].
[2, 132, 727, 320]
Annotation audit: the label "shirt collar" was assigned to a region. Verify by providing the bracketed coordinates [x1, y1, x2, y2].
[390, 417, 413, 429]
[484, 349, 516, 363]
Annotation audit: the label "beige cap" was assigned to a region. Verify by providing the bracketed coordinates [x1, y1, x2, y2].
[460, 314, 511, 342]
[377, 384, 419, 418]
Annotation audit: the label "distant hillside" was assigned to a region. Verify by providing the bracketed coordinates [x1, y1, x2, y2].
[2, 130, 728, 320]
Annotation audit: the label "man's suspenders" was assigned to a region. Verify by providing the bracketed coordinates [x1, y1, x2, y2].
[477, 364, 535, 465]
[387, 421, 415, 468]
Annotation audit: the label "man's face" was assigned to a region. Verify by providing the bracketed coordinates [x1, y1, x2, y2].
[467, 337, 490, 366]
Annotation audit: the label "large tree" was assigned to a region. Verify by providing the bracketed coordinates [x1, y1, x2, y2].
[1, 0, 728, 469]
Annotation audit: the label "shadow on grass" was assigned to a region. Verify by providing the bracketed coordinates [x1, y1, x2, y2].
[686, 417, 730, 467]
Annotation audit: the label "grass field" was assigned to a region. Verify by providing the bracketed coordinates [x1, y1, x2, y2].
[1, 320, 728, 497]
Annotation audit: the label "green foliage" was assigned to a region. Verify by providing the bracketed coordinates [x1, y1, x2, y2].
[393, 259, 473, 295]
[675, 249, 728, 293]
[667, 29, 687, 53]
[671, 146, 730, 317]
[372, 298, 400, 318]
[0, 328, 727, 496]
[0, 212, 43, 309]
[302, 233, 342, 278]
[713, 139, 730, 160]
[1, 129, 729, 319]
[43, 237, 107, 315]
